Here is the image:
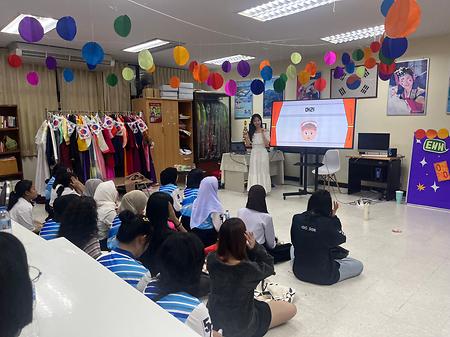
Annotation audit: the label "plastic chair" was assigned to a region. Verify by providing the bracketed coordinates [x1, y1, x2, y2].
[314, 149, 342, 193]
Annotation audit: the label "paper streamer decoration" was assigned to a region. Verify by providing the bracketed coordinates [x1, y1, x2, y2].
[169, 76, 181, 89]
[250, 79, 265, 95]
[225, 80, 237, 96]
[198, 64, 210, 82]
[26, 72, 39, 86]
[305, 61, 317, 77]
[56, 16, 77, 41]
[342, 52, 351, 65]
[333, 66, 345, 79]
[189, 61, 198, 72]
[106, 74, 118, 87]
[221, 61, 231, 73]
[355, 66, 366, 78]
[280, 73, 288, 83]
[370, 41, 381, 53]
[114, 15, 131, 37]
[381, 37, 408, 59]
[291, 52, 302, 65]
[381, 0, 395, 16]
[345, 62, 355, 74]
[19, 16, 44, 43]
[138, 50, 154, 70]
[273, 78, 286, 93]
[261, 66, 273, 81]
[82, 42, 105, 66]
[379, 50, 395, 65]
[122, 67, 135, 81]
[385, 0, 421, 38]
[7, 54, 22, 68]
[364, 57, 377, 69]
[352, 49, 364, 62]
[210, 73, 224, 90]
[237, 60, 251, 77]
[286, 65, 297, 80]
[259, 60, 271, 71]
[173, 46, 190, 66]
[314, 77, 327, 92]
[324, 51, 337, 66]
[63, 68, 74, 83]
[298, 70, 310, 85]
[45, 56, 57, 70]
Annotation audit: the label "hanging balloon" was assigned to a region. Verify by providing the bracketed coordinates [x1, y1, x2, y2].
[364, 57, 377, 69]
[385, 0, 421, 38]
[192, 64, 200, 82]
[333, 66, 345, 79]
[379, 71, 392, 81]
[225, 80, 237, 96]
[211, 73, 224, 90]
[324, 51, 337, 66]
[364, 47, 372, 60]
[221, 61, 232, 73]
[122, 67, 135, 81]
[18, 16, 44, 43]
[106, 73, 118, 87]
[298, 70, 310, 85]
[82, 42, 105, 66]
[198, 64, 210, 82]
[305, 61, 317, 77]
[437, 128, 449, 139]
[250, 79, 265, 95]
[56, 16, 77, 41]
[138, 50, 154, 70]
[260, 66, 273, 81]
[286, 65, 297, 80]
[381, 37, 408, 59]
[7, 54, 22, 68]
[280, 73, 288, 83]
[206, 73, 214, 87]
[370, 41, 382, 53]
[355, 66, 366, 78]
[314, 77, 327, 92]
[345, 62, 355, 74]
[87, 64, 97, 71]
[173, 46, 190, 66]
[63, 68, 74, 83]
[147, 64, 156, 73]
[346, 74, 362, 90]
[273, 78, 285, 93]
[341, 52, 351, 65]
[259, 59, 271, 71]
[237, 60, 251, 77]
[381, 0, 395, 16]
[169, 76, 181, 89]
[114, 15, 132, 37]
[26, 72, 39, 86]
[45, 56, 57, 70]
[378, 50, 395, 65]
[352, 49, 365, 62]
[291, 52, 302, 65]
[380, 62, 396, 75]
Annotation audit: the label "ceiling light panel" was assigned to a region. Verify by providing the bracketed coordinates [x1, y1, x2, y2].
[321, 25, 385, 44]
[204, 55, 255, 65]
[123, 39, 171, 53]
[239, 0, 340, 22]
[1, 14, 57, 34]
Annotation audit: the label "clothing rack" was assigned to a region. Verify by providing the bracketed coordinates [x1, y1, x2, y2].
[45, 109, 141, 119]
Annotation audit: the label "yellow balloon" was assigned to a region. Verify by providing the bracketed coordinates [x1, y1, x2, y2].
[122, 67, 135, 81]
[437, 128, 449, 139]
[356, 66, 366, 78]
[138, 50, 154, 70]
[286, 65, 297, 80]
[147, 64, 156, 73]
[291, 52, 302, 65]
[173, 46, 190, 66]
[298, 70, 310, 85]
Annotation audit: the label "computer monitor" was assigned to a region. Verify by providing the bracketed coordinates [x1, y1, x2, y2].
[358, 133, 390, 152]
[230, 141, 247, 154]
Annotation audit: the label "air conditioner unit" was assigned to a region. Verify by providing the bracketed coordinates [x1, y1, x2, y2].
[8, 42, 115, 70]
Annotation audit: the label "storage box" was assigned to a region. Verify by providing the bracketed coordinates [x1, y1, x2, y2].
[0, 157, 18, 176]
[160, 85, 178, 92]
[179, 82, 194, 89]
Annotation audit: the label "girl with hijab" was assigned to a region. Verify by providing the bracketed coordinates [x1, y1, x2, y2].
[190, 176, 224, 247]
[83, 179, 103, 198]
[181, 169, 204, 230]
[93, 181, 119, 250]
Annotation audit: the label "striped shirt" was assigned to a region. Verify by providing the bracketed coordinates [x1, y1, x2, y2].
[144, 281, 213, 336]
[159, 184, 183, 212]
[97, 248, 152, 292]
[181, 188, 199, 217]
[83, 237, 102, 259]
[159, 184, 178, 195]
[107, 215, 122, 250]
[39, 219, 60, 240]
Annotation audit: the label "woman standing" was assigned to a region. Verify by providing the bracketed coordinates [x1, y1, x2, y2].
[244, 114, 271, 193]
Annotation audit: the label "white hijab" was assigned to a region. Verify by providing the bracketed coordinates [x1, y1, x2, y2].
[94, 180, 118, 222]
[190, 176, 223, 229]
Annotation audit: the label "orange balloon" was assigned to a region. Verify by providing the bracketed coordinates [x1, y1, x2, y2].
[147, 64, 156, 73]
[364, 57, 377, 69]
[298, 70, 310, 85]
[198, 64, 210, 83]
[169, 76, 180, 89]
[305, 61, 317, 77]
[385, 0, 421, 38]
[259, 59, 271, 71]
[437, 128, 449, 139]
[364, 47, 372, 60]
[426, 129, 437, 139]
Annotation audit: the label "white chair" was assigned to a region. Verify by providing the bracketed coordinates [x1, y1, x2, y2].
[314, 149, 342, 193]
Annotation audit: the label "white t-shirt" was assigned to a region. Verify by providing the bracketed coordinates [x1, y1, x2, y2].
[9, 197, 34, 231]
[49, 185, 79, 207]
[237, 208, 276, 249]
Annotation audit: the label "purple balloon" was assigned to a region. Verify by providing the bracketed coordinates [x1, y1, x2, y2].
[225, 80, 237, 96]
[221, 61, 232, 73]
[26, 72, 39, 86]
[46, 56, 57, 70]
[379, 72, 392, 81]
[250, 79, 265, 95]
[334, 67, 345, 79]
[19, 16, 44, 43]
[237, 60, 250, 77]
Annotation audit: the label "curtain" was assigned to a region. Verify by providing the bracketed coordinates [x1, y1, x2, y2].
[153, 66, 193, 88]
[0, 49, 58, 156]
[101, 63, 131, 111]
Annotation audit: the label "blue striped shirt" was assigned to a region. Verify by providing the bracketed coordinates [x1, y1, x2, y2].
[107, 215, 122, 250]
[97, 248, 151, 291]
[159, 184, 178, 195]
[181, 188, 199, 217]
[40, 219, 60, 240]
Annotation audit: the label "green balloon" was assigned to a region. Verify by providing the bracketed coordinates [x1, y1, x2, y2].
[352, 49, 364, 62]
[379, 50, 394, 65]
[107, 73, 118, 87]
[280, 73, 288, 83]
[273, 78, 286, 93]
[291, 52, 302, 65]
[355, 66, 366, 78]
[286, 65, 297, 80]
[114, 15, 131, 38]
[138, 50, 154, 70]
[122, 67, 135, 81]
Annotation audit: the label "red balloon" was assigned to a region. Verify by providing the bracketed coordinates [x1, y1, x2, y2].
[370, 41, 381, 53]
[414, 129, 426, 140]
[380, 62, 396, 75]
[313, 78, 327, 92]
[211, 73, 224, 90]
[189, 61, 198, 73]
[8, 54, 22, 68]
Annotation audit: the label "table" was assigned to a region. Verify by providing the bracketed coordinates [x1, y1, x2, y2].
[220, 150, 285, 193]
[11, 222, 199, 337]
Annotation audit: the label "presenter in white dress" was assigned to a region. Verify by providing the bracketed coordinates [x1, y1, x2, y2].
[244, 114, 271, 193]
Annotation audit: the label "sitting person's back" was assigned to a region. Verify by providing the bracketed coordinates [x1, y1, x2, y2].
[40, 194, 78, 240]
[181, 169, 204, 230]
[159, 167, 182, 212]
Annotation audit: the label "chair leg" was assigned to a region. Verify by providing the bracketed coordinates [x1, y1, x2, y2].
[331, 174, 342, 194]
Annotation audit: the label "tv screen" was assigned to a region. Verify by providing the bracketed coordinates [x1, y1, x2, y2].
[270, 98, 356, 149]
[358, 133, 390, 151]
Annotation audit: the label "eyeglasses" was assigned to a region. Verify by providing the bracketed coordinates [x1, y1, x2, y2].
[29, 265, 42, 283]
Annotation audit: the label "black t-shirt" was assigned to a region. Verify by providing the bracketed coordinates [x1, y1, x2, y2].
[290, 211, 346, 285]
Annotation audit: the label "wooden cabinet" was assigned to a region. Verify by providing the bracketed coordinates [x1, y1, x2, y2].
[0, 105, 23, 181]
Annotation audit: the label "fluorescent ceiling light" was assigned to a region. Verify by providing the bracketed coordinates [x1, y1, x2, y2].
[321, 25, 385, 44]
[204, 55, 255, 65]
[123, 39, 170, 53]
[1, 14, 57, 34]
[239, 0, 340, 22]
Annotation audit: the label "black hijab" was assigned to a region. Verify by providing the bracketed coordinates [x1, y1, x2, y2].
[246, 185, 268, 213]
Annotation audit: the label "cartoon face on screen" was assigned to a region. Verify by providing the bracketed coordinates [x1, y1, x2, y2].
[301, 121, 318, 141]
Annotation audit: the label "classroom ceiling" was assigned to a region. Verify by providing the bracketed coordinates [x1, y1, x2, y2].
[0, 0, 449, 68]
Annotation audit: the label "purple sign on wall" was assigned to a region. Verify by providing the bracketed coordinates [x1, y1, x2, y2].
[407, 128, 450, 210]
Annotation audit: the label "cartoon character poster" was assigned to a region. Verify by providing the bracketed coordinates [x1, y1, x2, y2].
[387, 59, 429, 116]
[407, 128, 450, 210]
[234, 81, 253, 119]
[263, 77, 284, 117]
[149, 102, 162, 123]
[297, 72, 321, 100]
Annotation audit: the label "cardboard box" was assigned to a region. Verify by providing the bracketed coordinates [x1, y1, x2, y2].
[0, 157, 18, 176]
[143, 88, 154, 98]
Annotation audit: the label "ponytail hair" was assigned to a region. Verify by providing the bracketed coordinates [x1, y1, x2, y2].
[7, 180, 32, 211]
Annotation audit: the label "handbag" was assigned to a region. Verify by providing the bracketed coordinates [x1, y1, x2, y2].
[254, 278, 296, 303]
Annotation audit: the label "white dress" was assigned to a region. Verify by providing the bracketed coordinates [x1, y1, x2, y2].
[247, 132, 271, 193]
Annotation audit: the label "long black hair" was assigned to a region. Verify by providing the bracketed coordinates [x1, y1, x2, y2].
[54, 171, 75, 197]
[7, 180, 33, 211]
[0, 232, 33, 337]
[53, 194, 79, 223]
[307, 190, 332, 217]
[116, 210, 152, 244]
[248, 113, 263, 142]
[186, 169, 204, 189]
[160, 167, 178, 186]
[246, 184, 268, 213]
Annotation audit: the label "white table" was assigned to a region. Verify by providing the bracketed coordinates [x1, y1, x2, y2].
[220, 150, 285, 193]
[11, 222, 199, 337]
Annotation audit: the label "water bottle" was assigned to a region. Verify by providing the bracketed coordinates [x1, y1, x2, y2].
[0, 207, 11, 233]
[225, 210, 230, 220]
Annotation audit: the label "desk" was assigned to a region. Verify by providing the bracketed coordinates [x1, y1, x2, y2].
[348, 156, 403, 201]
[220, 150, 284, 193]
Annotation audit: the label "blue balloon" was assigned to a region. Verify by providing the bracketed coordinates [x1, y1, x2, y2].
[82, 42, 104, 66]
[250, 79, 265, 95]
[87, 63, 97, 71]
[342, 52, 351, 65]
[381, 37, 408, 59]
[381, 0, 394, 17]
[260, 66, 273, 81]
[56, 16, 77, 41]
[345, 62, 355, 74]
[63, 68, 74, 82]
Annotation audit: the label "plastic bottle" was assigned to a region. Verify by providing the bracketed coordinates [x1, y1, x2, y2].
[363, 203, 370, 221]
[225, 210, 230, 220]
[0, 207, 11, 233]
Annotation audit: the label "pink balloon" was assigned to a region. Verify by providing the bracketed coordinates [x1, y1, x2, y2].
[324, 51, 337, 66]
[26, 71, 39, 86]
[225, 80, 237, 96]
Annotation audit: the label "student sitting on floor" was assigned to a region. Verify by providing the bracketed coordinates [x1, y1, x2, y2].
[144, 233, 221, 337]
[49, 171, 83, 208]
[290, 190, 363, 285]
[83, 179, 103, 198]
[98, 210, 152, 291]
[8, 180, 41, 232]
[94, 181, 119, 251]
[44, 165, 67, 217]
[159, 167, 183, 212]
[40, 194, 79, 240]
[181, 168, 204, 231]
[238, 185, 292, 263]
